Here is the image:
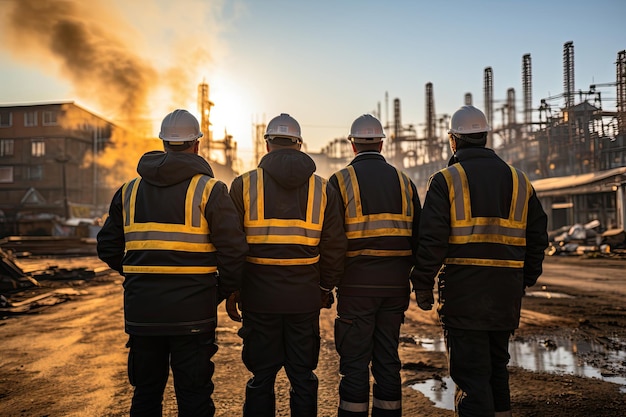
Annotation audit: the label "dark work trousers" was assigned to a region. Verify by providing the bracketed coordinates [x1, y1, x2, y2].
[239, 311, 321, 417]
[444, 327, 512, 417]
[126, 331, 218, 417]
[335, 295, 409, 417]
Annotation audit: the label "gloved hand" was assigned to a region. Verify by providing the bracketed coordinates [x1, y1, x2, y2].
[226, 290, 242, 322]
[320, 287, 334, 309]
[414, 290, 434, 311]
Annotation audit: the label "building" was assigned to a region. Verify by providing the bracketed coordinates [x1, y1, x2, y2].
[0, 101, 120, 236]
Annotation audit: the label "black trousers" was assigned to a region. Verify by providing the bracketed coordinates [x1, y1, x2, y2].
[238, 311, 320, 417]
[335, 295, 409, 417]
[126, 332, 218, 417]
[445, 327, 512, 417]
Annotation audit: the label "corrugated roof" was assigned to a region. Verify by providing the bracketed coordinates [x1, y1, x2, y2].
[532, 166, 626, 194]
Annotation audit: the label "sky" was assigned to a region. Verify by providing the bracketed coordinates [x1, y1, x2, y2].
[1, 0, 625, 168]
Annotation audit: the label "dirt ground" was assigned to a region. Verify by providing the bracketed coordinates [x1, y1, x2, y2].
[1, 254, 625, 416]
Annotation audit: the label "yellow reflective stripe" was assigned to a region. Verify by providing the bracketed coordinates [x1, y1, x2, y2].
[242, 168, 264, 222]
[339, 399, 369, 413]
[449, 235, 526, 245]
[442, 164, 470, 222]
[246, 255, 321, 265]
[246, 235, 321, 245]
[510, 167, 531, 222]
[122, 265, 218, 274]
[373, 397, 402, 410]
[347, 249, 412, 257]
[444, 257, 525, 268]
[125, 241, 216, 252]
[347, 228, 412, 239]
[122, 178, 139, 227]
[397, 170, 412, 216]
[336, 166, 364, 218]
[335, 168, 355, 218]
[306, 175, 323, 223]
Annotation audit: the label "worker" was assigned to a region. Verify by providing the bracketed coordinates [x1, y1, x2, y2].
[410, 105, 548, 417]
[96, 109, 248, 417]
[328, 114, 422, 417]
[228, 113, 347, 417]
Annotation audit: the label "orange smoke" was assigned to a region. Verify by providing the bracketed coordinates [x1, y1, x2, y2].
[1, 0, 217, 187]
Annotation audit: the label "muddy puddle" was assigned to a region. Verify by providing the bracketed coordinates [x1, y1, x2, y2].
[411, 335, 626, 410]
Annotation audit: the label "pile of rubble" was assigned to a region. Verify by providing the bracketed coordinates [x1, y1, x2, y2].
[0, 248, 108, 315]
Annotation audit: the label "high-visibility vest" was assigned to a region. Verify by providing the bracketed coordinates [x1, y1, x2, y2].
[334, 165, 414, 258]
[441, 163, 531, 268]
[121, 174, 218, 274]
[242, 168, 327, 266]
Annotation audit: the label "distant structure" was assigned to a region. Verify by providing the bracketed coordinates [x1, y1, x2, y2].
[197, 81, 238, 184]
[318, 43, 626, 231]
[0, 101, 121, 236]
[0, 82, 242, 237]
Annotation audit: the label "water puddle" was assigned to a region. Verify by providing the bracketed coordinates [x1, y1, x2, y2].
[411, 335, 626, 409]
[524, 290, 573, 299]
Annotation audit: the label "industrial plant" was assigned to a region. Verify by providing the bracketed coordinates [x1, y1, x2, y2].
[0, 41, 625, 243]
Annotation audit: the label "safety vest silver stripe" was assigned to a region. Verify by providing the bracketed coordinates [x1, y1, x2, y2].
[444, 257, 525, 268]
[310, 176, 323, 224]
[339, 399, 369, 412]
[512, 167, 528, 222]
[122, 178, 139, 227]
[246, 255, 320, 265]
[337, 167, 358, 219]
[124, 231, 210, 243]
[245, 170, 260, 221]
[373, 397, 402, 410]
[447, 164, 466, 221]
[398, 171, 412, 216]
[449, 224, 527, 238]
[191, 175, 210, 228]
[244, 226, 322, 238]
[346, 249, 412, 257]
[346, 219, 413, 232]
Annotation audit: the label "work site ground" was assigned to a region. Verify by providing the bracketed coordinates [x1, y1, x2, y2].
[1, 254, 625, 417]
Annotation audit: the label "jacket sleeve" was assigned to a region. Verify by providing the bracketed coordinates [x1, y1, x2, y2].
[410, 180, 422, 260]
[206, 180, 248, 300]
[96, 187, 125, 275]
[410, 173, 450, 291]
[523, 188, 548, 288]
[319, 180, 348, 290]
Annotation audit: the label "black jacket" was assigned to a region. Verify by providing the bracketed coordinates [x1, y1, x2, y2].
[411, 147, 548, 330]
[229, 148, 347, 313]
[97, 150, 248, 335]
[329, 152, 421, 297]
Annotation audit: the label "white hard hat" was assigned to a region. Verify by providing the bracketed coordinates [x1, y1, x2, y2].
[348, 114, 385, 143]
[159, 109, 203, 142]
[264, 113, 302, 143]
[448, 105, 491, 135]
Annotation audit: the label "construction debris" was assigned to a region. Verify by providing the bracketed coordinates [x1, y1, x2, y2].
[0, 248, 40, 291]
[0, 236, 97, 256]
[547, 220, 626, 258]
[0, 249, 109, 315]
